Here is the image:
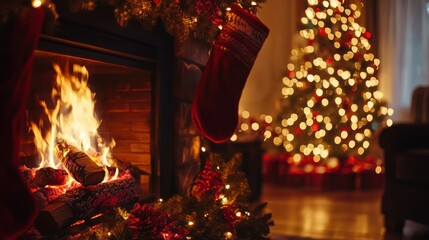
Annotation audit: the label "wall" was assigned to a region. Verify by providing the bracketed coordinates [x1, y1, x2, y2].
[240, 0, 299, 117]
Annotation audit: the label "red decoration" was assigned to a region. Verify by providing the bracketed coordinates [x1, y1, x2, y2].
[195, 0, 223, 25]
[287, 70, 295, 78]
[319, 27, 326, 37]
[311, 123, 319, 131]
[354, 52, 361, 60]
[363, 31, 371, 39]
[192, 160, 223, 200]
[127, 203, 188, 240]
[312, 111, 319, 118]
[222, 204, 240, 231]
[293, 126, 304, 135]
[128, 204, 168, 239]
[326, 57, 333, 66]
[192, 4, 269, 143]
[0, 7, 45, 240]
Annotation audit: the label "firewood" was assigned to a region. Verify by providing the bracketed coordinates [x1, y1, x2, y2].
[21, 168, 36, 188]
[34, 167, 69, 187]
[34, 174, 138, 234]
[33, 187, 64, 211]
[56, 141, 105, 186]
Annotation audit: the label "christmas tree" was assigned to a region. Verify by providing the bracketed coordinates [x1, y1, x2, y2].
[271, 0, 393, 170]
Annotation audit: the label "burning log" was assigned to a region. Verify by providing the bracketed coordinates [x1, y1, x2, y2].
[34, 167, 69, 187]
[56, 141, 105, 186]
[33, 187, 64, 211]
[34, 174, 138, 235]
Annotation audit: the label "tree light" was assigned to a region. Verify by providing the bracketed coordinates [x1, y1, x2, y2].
[32, 0, 44, 8]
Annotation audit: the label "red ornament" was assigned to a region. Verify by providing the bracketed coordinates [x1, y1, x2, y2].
[294, 127, 304, 135]
[326, 58, 333, 66]
[287, 70, 295, 78]
[311, 123, 319, 131]
[195, 0, 223, 25]
[315, 7, 321, 12]
[127, 204, 168, 239]
[312, 111, 319, 118]
[192, 160, 223, 200]
[319, 27, 326, 37]
[354, 52, 361, 60]
[128, 203, 189, 240]
[363, 31, 372, 39]
[308, 39, 315, 45]
[222, 204, 240, 229]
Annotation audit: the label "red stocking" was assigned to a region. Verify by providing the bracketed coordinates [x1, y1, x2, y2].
[0, 7, 44, 239]
[192, 4, 269, 143]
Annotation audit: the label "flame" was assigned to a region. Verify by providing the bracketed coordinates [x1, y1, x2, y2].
[31, 63, 116, 184]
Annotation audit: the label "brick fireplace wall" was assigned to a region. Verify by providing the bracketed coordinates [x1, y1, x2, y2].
[92, 70, 153, 192]
[172, 39, 210, 194]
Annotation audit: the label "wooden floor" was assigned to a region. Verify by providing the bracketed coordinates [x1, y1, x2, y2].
[260, 183, 429, 240]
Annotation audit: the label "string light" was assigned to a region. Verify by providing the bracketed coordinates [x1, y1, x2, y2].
[32, 0, 44, 8]
[233, 0, 393, 176]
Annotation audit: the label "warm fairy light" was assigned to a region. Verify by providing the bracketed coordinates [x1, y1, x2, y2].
[262, 0, 391, 168]
[221, 197, 228, 205]
[230, 134, 237, 142]
[201, 146, 207, 152]
[225, 232, 233, 239]
[241, 110, 250, 118]
[375, 165, 382, 174]
[188, 221, 194, 226]
[236, 212, 242, 217]
[251, 1, 257, 6]
[32, 0, 44, 8]
[225, 184, 231, 189]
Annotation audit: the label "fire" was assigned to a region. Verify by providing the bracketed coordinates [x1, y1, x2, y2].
[30, 63, 117, 185]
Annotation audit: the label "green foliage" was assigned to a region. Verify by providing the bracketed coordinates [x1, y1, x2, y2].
[1, 0, 267, 43]
[158, 153, 274, 239]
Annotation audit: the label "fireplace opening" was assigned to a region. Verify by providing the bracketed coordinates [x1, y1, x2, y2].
[22, 50, 154, 192]
[17, 6, 176, 235]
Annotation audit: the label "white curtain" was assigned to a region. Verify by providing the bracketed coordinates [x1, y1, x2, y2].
[378, 0, 429, 122]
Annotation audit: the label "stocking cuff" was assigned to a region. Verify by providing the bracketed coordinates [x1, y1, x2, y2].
[215, 4, 269, 68]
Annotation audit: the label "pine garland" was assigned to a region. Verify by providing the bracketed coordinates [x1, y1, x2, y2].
[72, 153, 274, 239]
[0, 0, 266, 43]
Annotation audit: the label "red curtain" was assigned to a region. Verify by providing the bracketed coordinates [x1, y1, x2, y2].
[0, 7, 44, 239]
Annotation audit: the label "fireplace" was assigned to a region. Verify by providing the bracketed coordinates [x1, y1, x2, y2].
[19, 4, 175, 200]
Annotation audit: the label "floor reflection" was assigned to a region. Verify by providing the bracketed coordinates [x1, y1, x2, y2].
[261, 183, 429, 240]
